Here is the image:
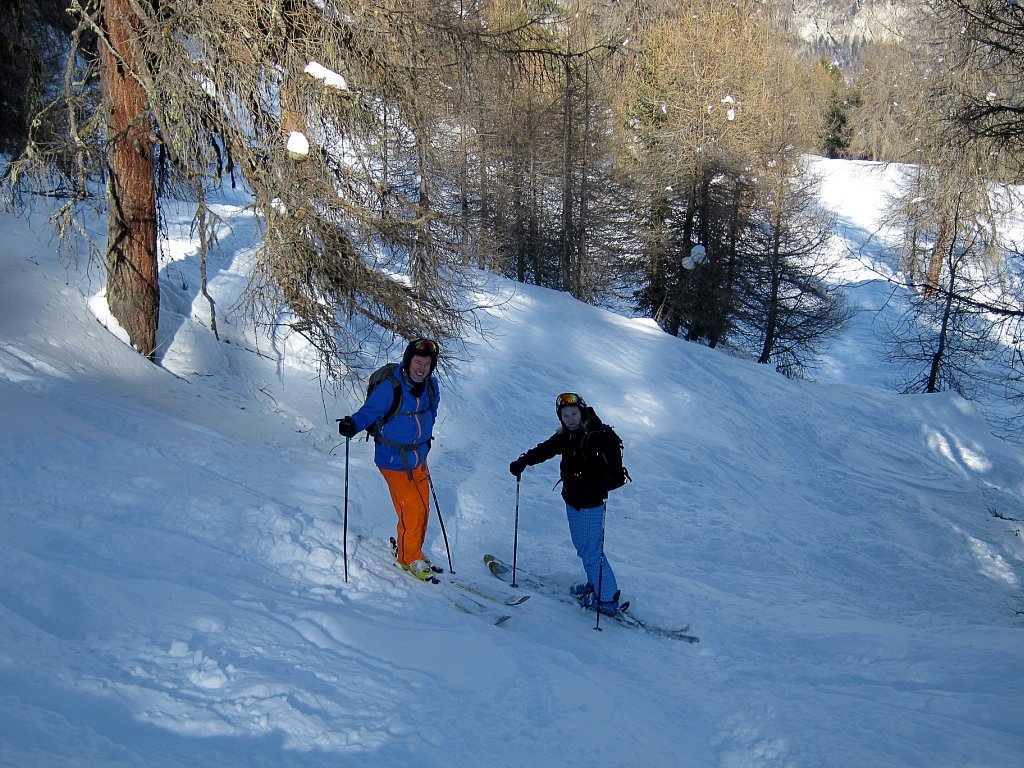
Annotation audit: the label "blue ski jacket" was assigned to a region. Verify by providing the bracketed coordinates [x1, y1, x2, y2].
[351, 364, 439, 473]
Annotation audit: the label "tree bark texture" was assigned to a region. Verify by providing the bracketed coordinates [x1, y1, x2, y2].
[99, 0, 159, 359]
[560, 58, 574, 294]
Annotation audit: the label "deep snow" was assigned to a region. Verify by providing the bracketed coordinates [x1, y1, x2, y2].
[1, 158, 1023, 768]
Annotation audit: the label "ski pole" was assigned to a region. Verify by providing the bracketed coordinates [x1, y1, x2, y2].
[343, 437, 350, 583]
[594, 502, 608, 632]
[511, 477, 521, 588]
[427, 467, 454, 573]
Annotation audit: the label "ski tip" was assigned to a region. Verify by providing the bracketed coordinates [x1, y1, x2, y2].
[495, 615, 512, 626]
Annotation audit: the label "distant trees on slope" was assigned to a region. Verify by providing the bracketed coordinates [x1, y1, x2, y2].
[846, 1, 1024, 425]
[1, 1, 1021, 404]
[803, 1, 1024, 425]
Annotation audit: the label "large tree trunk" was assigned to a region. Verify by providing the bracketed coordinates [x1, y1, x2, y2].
[99, 0, 159, 359]
[927, 253, 958, 393]
[560, 58, 574, 294]
[575, 60, 591, 302]
[758, 212, 785, 365]
[925, 218, 949, 299]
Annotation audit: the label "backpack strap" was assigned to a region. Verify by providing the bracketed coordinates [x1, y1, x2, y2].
[378, 370, 403, 426]
[373, 375, 438, 479]
[373, 432, 433, 478]
[365, 368, 403, 440]
[376, 375, 436, 433]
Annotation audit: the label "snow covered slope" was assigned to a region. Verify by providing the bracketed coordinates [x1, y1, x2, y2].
[1, 161, 1023, 767]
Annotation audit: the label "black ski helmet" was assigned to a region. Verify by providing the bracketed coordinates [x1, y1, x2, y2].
[555, 392, 587, 417]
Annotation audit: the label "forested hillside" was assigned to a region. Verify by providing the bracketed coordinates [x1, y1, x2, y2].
[1, 1, 1022, 425]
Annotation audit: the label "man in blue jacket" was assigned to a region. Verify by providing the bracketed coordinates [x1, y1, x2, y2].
[338, 339, 440, 580]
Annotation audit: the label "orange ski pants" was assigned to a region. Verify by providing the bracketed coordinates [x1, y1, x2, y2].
[380, 463, 431, 565]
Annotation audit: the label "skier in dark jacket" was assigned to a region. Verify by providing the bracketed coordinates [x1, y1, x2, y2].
[509, 392, 623, 615]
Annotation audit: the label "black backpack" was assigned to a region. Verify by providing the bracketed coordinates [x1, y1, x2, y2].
[364, 363, 438, 439]
[364, 364, 402, 438]
[586, 420, 632, 492]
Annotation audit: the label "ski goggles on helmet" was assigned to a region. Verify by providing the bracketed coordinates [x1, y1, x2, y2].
[411, 338, 438, 354]
[555, 392, 584, 409]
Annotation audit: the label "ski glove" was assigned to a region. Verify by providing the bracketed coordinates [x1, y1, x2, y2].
[509, 458, 527, 478]
[337, 416, 358, 438]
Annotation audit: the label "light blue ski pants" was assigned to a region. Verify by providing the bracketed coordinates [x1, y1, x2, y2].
[566, 503, 618, 601]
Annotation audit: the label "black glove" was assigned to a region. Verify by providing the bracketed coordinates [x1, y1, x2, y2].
[337, 416, 358, 438]
[509, 458, 527, 478]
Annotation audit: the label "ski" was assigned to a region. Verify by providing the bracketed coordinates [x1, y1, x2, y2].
[484, 554, 699, 643]
[354, 536, 511, 625]
[391, 562, 511, 625]
[440, 586, 512, 625]
[386, 537, 530, 607]
[452, 599, 511, 626]
[448, 578, 531, 607]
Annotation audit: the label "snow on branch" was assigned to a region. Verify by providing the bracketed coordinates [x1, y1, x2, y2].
[304, 62, 350, 93]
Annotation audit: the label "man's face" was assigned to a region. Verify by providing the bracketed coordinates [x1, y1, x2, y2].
[408, 354, 433, 382]
[559, 405, 582, 430]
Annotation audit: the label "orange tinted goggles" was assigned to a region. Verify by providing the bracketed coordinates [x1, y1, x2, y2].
[555, 392, 583, 409]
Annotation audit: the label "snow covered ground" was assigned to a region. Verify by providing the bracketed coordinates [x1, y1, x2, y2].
[1, 158, 1022, 767]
